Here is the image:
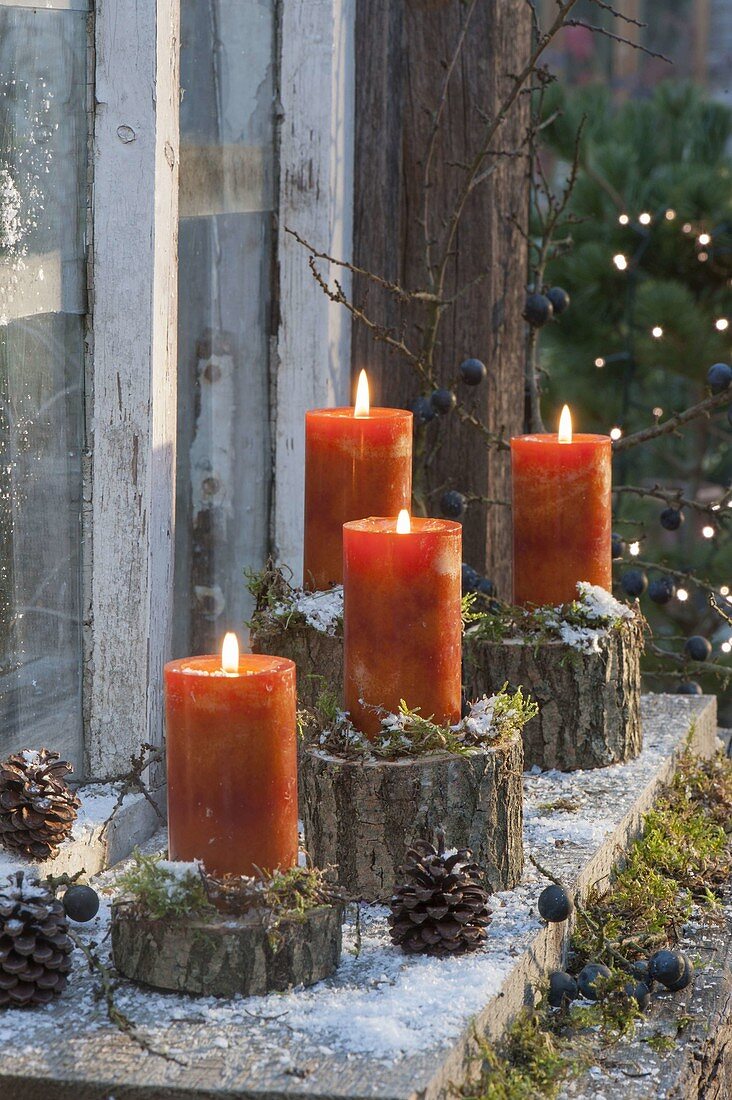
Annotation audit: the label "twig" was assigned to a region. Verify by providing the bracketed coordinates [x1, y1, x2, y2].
[529, 854, 634, 971]
[588, 0, 646, 28]
[565, 20, 671, 61]
[69, 929, 187, 1065]
[612, 390, 731, 451]
[614, 484, 729, 517]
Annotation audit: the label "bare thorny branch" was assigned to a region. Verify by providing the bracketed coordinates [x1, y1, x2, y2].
[69, 928, 187, 1065]
[612, 390, 732, 452]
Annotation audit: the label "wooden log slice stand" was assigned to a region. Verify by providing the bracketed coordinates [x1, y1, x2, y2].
[111, 902, 344, 997]
[250, 615, 343, 711]
[300, 730, 524, 902]
[464, 617, 643, 772]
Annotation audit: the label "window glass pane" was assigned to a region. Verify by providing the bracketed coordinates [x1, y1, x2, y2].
[175, 0, 276, 656]
[0, 6, 86, 769]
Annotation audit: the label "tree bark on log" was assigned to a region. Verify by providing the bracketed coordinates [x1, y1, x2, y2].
[111, 903, 344, 997]
[300, 732, 524, 902]
[352, 0, 531, 595]
[250, 617, 343, 710]
[464, 620, 643, 771]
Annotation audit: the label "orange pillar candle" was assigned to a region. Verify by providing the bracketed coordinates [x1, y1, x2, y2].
[511, 405, 612, 607]
[343, 511, 462, 738]
[164, 634, 298, 877]
[303, 371, 413, 590]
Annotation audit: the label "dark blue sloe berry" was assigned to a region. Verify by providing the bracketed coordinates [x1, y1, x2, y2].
[676, 681, 703, 695]
[546, 287, 570, 316]
[459, 358, 487, 386]
[63, 884, 100, 923]
[621, 569, 647, 598]
[440, 490, 467, 519]
[648, 576, 676, 604]
[524, 293, 554, 328]
[685, 635, 712, 662]
[537, 884, 573, 923]
[431, 388, 457, 415]
[548, 971, 578, 1008]
[577, 963, 612, 1001]
[408, 396, 436, 425]
[706, 362, 732, 394]
[660, 508, 684, 531]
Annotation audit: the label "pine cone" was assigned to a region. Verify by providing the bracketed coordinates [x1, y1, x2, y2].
[388, 831, 492, 957]
[0, 750, 80, 859]
[0, 870, 74, 1006]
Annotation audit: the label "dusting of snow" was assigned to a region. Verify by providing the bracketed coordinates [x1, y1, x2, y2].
[276, 586, 343, 635]
[459, 694, 500, 740]
[554, 581, 636, 653]
[576, 581, 634, 623]
[20, 749, 41, 765]
[0, 873, 50, 903]
[141, 859, 204, 902]
[0, 695, 711, 1091]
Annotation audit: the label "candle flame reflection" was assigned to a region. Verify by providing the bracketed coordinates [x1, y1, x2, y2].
[221, 632, 240, 673]
[396, 509, 411, 534]
[354, 370, 370, 417]
[557, 404, 573, 444]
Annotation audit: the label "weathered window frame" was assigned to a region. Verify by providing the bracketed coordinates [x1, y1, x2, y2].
[83, 0, 354, 778]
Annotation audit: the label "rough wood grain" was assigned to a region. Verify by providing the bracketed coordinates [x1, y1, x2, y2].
[111, 903, 344, 998]
[86, 0, 179, 778]
[250, 617, 343, 709]
[464, 619, 643, 771]
[274, 0, 355, 582]
[300, 732, 524, 901]
[352, 0, 530, 595]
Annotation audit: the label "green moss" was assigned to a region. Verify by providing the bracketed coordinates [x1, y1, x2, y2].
[572, 751, 732, 968]
[116, 851, 214, 921]
[305, 686, 537, 760]
[643, 1033, 676, 1055]
[472, 750, 732, 1097]
[467, 1011, 571, 1100]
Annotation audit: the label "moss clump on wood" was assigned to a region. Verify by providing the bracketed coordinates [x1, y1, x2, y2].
[116, 850, 340, 930]
[116, 851, 213, 920]
[246, 561, 343, 636]
[304, 685, 537, 760]
[464, 582, 640, 649]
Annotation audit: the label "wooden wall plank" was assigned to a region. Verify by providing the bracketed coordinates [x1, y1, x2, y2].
[273, 0, 355, 582]
[352, 0, 531, 596]
[85, 0, 179, 777]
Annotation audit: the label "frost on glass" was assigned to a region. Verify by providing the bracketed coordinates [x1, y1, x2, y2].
[0, 7, 86, 769]
[175, 0, 276, 656]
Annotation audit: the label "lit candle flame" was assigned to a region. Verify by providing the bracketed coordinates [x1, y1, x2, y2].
[396, 509, 411, 534]
[354, 370, 370, 417]
[221, 632, 240, 673]
[557, 404, 572, 444]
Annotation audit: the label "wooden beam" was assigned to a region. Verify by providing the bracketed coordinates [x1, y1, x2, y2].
[85, 0, 180, 777]
[351, 0, 531, 596]
[273, 0, 355, 582]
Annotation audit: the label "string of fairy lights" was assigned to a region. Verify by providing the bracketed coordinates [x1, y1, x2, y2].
[597, 205, 731, 441]
[588, 205, 732, 677]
